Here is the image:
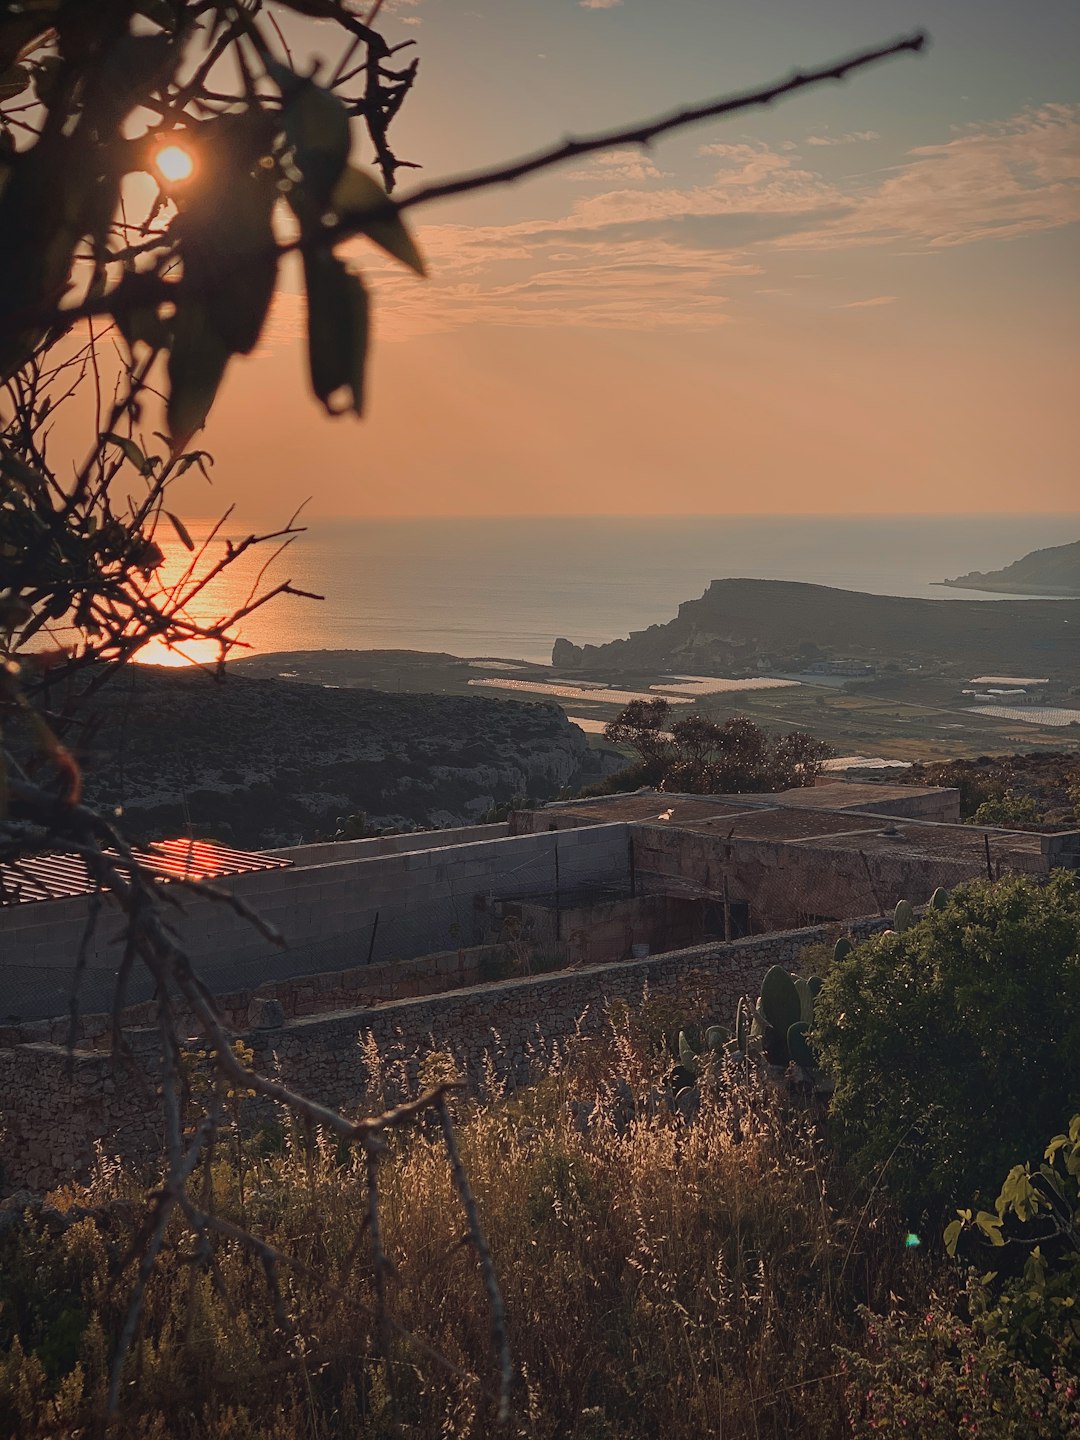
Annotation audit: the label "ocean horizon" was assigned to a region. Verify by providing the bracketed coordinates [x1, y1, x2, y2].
[162, 513, 1079, 666]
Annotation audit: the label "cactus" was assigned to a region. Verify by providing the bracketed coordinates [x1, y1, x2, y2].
[678, 1029, 700, 1077]
[929, 886, 949, 911]
[787, 1021, 817, 1073]
[894, 898, 915, 933]
[834, 936, 853, 964]
[807, 974, 823, 1001]
[760, 965, 802, 1037]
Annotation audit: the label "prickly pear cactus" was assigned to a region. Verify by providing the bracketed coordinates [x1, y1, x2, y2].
[929, 886, 949, 910]
[760, 966, 802, 1037]
[834, 936, 853, 964]
[787, 1021, 817, 1073]
[894, 899, 915, 933]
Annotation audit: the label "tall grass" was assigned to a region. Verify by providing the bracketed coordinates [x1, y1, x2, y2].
[2, 1017, 934, 1438]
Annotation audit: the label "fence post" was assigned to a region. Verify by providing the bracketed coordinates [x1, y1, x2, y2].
[628, 832, 636, 899]
[366, 911, 380, 966]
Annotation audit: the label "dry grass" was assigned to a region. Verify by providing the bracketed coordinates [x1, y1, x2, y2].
[1, 1018, 933, 1439]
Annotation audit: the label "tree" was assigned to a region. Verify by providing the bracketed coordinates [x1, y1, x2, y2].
[814, 873, 1080, 1223]
[0, 4, 926, 1421]
[602, 699, 832, 794]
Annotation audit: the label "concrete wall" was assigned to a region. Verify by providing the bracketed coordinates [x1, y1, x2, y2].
[0, 916, 888, 1193]
[630, 824, 992, 930]
[0, 823, 630, 1022]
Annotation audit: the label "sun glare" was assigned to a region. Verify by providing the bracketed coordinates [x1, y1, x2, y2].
[153, 143, 195, 184]
[133, 637, 222, 668]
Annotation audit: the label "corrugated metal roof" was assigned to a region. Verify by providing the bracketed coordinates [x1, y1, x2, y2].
[0, 839, 292, 906]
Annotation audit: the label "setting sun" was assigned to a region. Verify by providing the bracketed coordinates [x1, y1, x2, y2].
[133, 636, 222, 668]
[153, 142, 195, 183]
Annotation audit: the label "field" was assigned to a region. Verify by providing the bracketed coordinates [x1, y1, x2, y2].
[232, 650, 1080, 766]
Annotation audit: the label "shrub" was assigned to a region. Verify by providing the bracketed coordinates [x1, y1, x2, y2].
[842, 1287, 1080, 1439]
[945, 1115, 1080, 1374]
[970, 791, 1042, 829]
[813, 873, 1080, 1221]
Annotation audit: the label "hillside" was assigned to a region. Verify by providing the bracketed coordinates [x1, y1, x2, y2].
[552, 578, 1080, 677]
[941, 538, 1080, 596]
[73, 667, 609, 847]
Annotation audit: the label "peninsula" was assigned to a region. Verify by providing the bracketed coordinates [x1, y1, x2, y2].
[941, 539, 1080, 597]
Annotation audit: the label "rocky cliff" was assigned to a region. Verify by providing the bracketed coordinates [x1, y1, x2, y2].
[77, 667, 607, 847]
[553, 579, 1080, 677]
[942, 539, 1080, 597]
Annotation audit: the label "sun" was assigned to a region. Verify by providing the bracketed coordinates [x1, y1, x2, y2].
[133, 637, 222, 668]
[153, 143, 195, 184]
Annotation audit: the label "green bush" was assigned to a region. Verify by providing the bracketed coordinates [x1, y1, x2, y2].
[814, 873, 1080, 1220]
[970, 790, 1042, 829]
[945, 1115, 1080, 1374]
[842, 1287, 1080, 1439]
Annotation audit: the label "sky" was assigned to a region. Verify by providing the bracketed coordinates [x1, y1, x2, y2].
[169, 1, 1080, 520]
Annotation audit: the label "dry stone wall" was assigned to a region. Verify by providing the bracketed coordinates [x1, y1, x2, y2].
[0, 917, 887, 1194]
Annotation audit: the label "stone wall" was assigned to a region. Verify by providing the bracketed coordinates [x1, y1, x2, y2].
[0, 917, 887, 1194]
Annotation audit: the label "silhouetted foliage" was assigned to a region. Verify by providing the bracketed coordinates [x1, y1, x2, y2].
[603, 699, 832, 794]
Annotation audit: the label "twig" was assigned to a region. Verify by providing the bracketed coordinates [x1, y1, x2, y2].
[436, 1093, 512, 1425]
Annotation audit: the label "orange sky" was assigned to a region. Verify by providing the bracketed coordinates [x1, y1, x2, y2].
[56, 2, 1080, 523]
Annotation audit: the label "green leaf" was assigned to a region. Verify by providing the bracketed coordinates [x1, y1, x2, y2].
[166, 304, 230, 449]
[330, 164, 426, 275]
[943, 1219, 963, 1257]
[102, 432, 148, 474]
[173, 112, 279, 356]
[975, 1210, 1005, 1245]
[165, 511, 194, 551]
[303, 250, 369, 416]
[270, 61, 351, 208]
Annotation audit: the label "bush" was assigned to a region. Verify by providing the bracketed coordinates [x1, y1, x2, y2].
[970, 791, 1042, 829]
[814, 873, 1080, 1221]
[945, 1115, 1080, 1374]
[842, 1287, 1080, 1439]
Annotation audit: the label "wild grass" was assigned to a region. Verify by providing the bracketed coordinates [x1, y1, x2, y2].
[1, 1016, 944, 1439]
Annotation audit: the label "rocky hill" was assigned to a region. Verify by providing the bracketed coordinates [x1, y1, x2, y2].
[75, 667, 609, 847]
[942, 539, 1080, 597]
[552, 579, 1080, 677]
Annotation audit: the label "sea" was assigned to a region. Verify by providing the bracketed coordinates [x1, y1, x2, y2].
[155, 514, 1078, 666]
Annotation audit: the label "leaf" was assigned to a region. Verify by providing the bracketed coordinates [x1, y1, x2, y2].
[165, 511, 194, 551]
[174, 112, 279, 356]
[166, 304, 230, 450]
[102, 432, 148, 474]
[0, 64, 30, 102]
[943, 1219, 963, 1257]
[330, 164, 426, 275]
[269, 61, 351, 208]
[974, 1210, 1005, 1245]
[303, 250, 369, 416]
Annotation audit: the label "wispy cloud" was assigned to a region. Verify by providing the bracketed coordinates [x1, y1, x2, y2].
[266, 104, 1080, 344]
[839, 295, 898, 308]
[579, 0, 623, 8]
[566, 150, 668, 183]
[803, 130, 880, 146]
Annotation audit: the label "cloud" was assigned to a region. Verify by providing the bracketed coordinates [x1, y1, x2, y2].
[566, 150, 668, 183]
[264, 104, 1080, 344]
[803, 130, 880, 147]
[839, 295, 898, 308]
[579, 0, 623, 8]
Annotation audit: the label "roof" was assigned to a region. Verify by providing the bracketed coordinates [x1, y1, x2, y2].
[0, 839, 292, 906]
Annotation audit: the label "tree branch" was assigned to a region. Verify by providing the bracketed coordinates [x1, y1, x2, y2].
[395, 30, 927, 215]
